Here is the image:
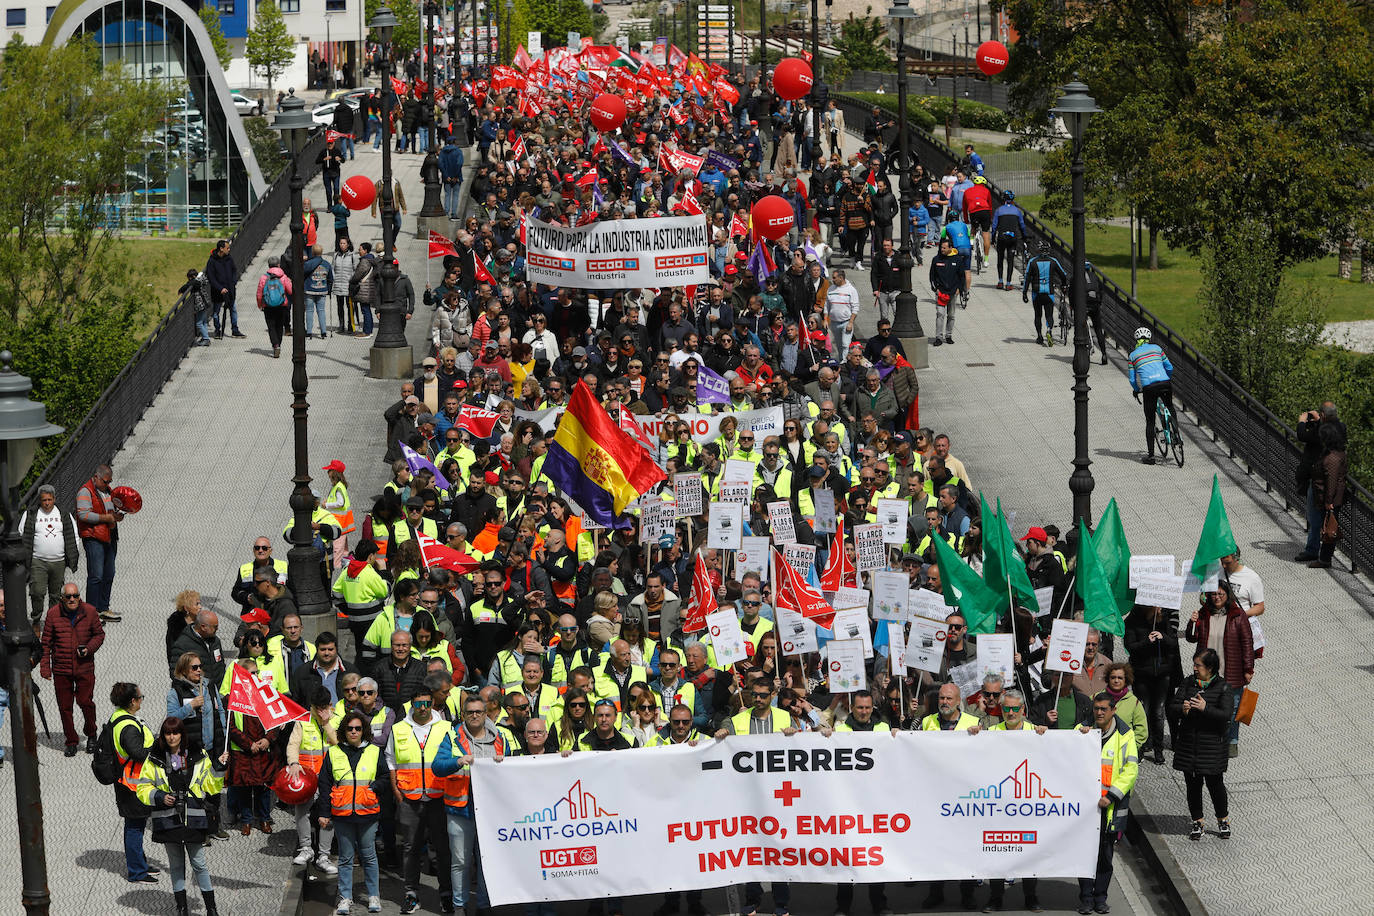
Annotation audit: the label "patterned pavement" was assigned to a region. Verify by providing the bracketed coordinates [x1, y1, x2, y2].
[0, 137, 438, 915]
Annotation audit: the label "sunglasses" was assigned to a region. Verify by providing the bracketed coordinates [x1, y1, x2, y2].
[253, 546, 271, 552]
[508, 703, 531, 711]
[344, 725, 365, 732]
[636, 704, 658, 711]
[358, 690, 376, 696]
[190, 664, 202, 671]
[62, 594, 81, 600]
[568, 701, 588, 708]
[670, 718, 692, 726]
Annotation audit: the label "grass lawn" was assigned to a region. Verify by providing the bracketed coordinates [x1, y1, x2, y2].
[119, 236, 218, 333]
[1013, 194, 1372, 338]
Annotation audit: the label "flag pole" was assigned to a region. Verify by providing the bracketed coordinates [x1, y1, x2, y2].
[1054, 573, 1078, 618]
[1005, 570, 1027, 700]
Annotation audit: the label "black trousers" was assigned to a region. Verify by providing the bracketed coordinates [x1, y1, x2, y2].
[987, 877, 1039, 907]
[397, 797, 452, 896]
[1184, 771, 1228, 820]
[1078, 825, 1117, 908]
[996, 238, 1018, 284]
[263, 306, 288, 349]
[1133, 672, 1172, 753]
[1142, 380, 1174, 454]
[836, 882, 888, 912]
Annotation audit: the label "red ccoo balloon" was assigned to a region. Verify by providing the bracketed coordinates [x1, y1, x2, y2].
[772, 58, 814, 101]
[751, 195, 794, 241]
[976, 40, 1009, 76]
[589, 94, 628, 132]
[340, 174, 376, 211]
[273, 766, 318, 806]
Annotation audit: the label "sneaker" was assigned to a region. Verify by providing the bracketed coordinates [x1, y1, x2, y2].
[1141, 456, 1157, 465]
[1044, 332, 1054, 347]
[368, 899, 382, 914]
[100, 610, 122, 621]
[1217, 817, 1231, 838]
[401, 894, 420, 915]
[440, 898, 456, 914]
[1189, 820, 1203, 841]
[231, 331, 247, 339]
[293, 847, 312, 866]
[1094, 905, 1110, 915]
[315, 853, 338, 875]
[214, 829, 229, 840]
[930, 337, 943, 347]
[1026, 900, 1044, 914]
[336, 901, 351, 915]
[944, 335, 954, 345]
[128, 874, 159, 884]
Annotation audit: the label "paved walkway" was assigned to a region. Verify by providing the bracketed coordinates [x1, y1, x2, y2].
[831, 126, 1374, 914]
[0, 135, 441, 914]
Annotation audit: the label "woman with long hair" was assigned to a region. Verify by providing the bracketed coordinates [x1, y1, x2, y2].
[136, 717, 227, 916]
[1185, 582, 1254, 756]
[167, 652, 224, 758]
[550, 687, 594, 752]
[315, 710, 389, 913]
[322, 460, 354, 571]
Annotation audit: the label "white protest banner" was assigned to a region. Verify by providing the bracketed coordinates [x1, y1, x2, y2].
[830, 608, 873, 658]
[908, 588, 949, 623]
[641, 500, 675, 545]
[832, 586, 869, 611]
[581, 514, 605, 532]
[887, 622, 907, 674]
[514, 405, 565, 431]
[723, 458, 755, 485]
[813, 490, 837, 534]
[767, 500, 796, 544]
[977, 634, 1016, 690]
[1133, 573, 1185, 610]
[775, 600, 818, 654]
[826, 638, 868, 691]
[948, 660, 984, 701]
[706, 609, 749, 667]
[1182, 557, 1220, 594]
[737, 537, 770, 582]
[525, 215, 710, 288]
[706, 501, 743, 550]
[875, 499, 909, 544]
[854, 524, 886, 572]
[1045, 619, 1090, 675]
[673, 473, 704, 517]
[870, 572, 907, 622]
[783, 543, 816, 577]
[720, 483, 751, 505]
[906, 616, 948, 674]
[632, 408, 784, 446]
[1128, 555, 1176, 588]
[473, 732, 1101, 903]
[1032, 586, 1055, 618]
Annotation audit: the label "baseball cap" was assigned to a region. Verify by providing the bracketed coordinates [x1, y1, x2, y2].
[901, 552, 922, 563]
[724, 264, 738, 276]
[807, 466, 826, 479]
[483, 340, 498, 351]
[404, 395, 420, 405]
[240, 607, 271, 625]
[573, 346, 588, 357]
[498, 526, 518, 541]
[405, 496, 425, 509]
[1021, 526, 1049, 543]
[454, 379, 468, 389]
[422, 356, 438, 367]
[322, 459, 346, 473]
[484, 471, 501, 485]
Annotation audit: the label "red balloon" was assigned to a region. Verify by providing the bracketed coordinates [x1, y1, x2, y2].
[772, 58, 813, 101]
[111, 486, 142, 514]
[273, 766, 318, 806]
[976, 40, 1009, 76]
[340, 174, 376, 211]
[589, 94, 627, 132]
[751, 195, 794, 241]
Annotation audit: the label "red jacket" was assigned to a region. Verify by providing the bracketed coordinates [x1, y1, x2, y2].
[1186, 604, 1254, 690]
[40, 601, 106, 678]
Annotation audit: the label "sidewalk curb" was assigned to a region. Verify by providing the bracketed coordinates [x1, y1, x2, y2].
[1125, 793, 1209, 916]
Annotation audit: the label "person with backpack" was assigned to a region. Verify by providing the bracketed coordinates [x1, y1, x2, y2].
[349, 243, 378, 337]
[256, 256, 293, 359]
[96, 681, 160, 884]
[992, 190, 1028, 291]
[177, 268, 214, 347]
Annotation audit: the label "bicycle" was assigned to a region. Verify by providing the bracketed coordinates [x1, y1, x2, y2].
[1155, 399, 1185, 467]
[1056, 295, 1071, 346]
[972, 231, 985, 275]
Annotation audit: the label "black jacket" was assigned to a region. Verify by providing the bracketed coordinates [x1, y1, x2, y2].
[1168, 675, 1234, 776]
[288, 659, 355, 705]
[870, 252, 902, 293]
[168, 627, 226, 689]
[1030, 687, 1093, 729]
[1124, 607, 1183, 682]
[370, 656, 429, 715]
[1296, 416, 1347, 489]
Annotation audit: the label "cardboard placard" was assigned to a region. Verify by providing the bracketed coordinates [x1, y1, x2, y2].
[1045, 619, 1090, 674]
[854, 523, 887, 572]
[673, 473, 704, 517]
[1133, 573, 1185, 610]
[829, 607, 873, 658]
[976, 634, 1016, 690]
[783, 542, 816, 577]
[876, 498, 909, 545]
[826, 639, 867, 693]
[1128, 555, 1176, 587]
[886, 622, 907, 675]
[719, 482, 751, 505]
[906, 616, 948, 674]
[723, 458, 755, 485]
[908, 587, 950, 622]
[706, 501, 742, 550]
[870, 571, 908, 622]
[737, 536, 770, 582]
[706, 609, 748, 668]
[767, 500, 795, 544]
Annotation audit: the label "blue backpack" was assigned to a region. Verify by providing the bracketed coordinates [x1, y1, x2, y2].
[262, 274, 286, 307]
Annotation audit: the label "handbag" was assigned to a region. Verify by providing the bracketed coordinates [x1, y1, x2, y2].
[1236, 686, 1259, 726]
[1321, 508, 1341, 544]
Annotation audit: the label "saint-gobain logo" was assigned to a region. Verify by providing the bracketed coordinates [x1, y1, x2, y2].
[540, 846, 598, 868]
[983, 830, 1036, 844]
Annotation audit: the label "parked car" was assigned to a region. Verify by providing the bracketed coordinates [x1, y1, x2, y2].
[312, 98, 360, 127]
[231, 92, 263, 115]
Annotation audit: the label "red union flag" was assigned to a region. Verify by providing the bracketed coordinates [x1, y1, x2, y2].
[619, 406, 654, 451]
[773, 546, 836, 630]
[662, 148, 704, 176]
[819, 518, 855, 591]
[682, 552, 717, 634]
[416, 531, 479, 576]
[229, 665, 308, 729]
[458, 403, 501, 438]
[428, 230, 457, 259]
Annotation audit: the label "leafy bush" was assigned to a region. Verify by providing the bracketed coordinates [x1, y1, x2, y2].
[914, 96, 1008, 132]
[850, 92, 937, 132]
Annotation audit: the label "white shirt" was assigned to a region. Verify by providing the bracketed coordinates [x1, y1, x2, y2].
[384, 713, 438, 769]
[20, 508, 67, 561]
[826, 281, 861, 323]
[669, 349, 705, 370]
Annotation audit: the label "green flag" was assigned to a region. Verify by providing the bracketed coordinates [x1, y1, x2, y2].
[996, 497, 1041, 613]
[1076, 518, 1124, 637]
[1093, 498, 1135, 618]
[932, 529, 1002, 635]
[1191, 475, 1237, 581]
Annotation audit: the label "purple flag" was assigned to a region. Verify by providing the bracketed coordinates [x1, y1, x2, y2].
[399, 442, 451, 489]
[695, 365, 731, 405]
[610, 140, 637, 169]
[705, 149, 739, 172]
[803, 242, 828, 276]
[746, 241, 776, 281]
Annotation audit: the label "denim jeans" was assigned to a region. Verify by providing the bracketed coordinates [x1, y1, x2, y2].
[195, 305, 212, 342]
[446, 812, 487, 908]
[124, 816, 149, 880]
[418, 126, 430, 151]
[339, 135, 355, 159]
[83, 537, 117, 613]
[371, 119, 383, 149]
[227, 785, 273, 825]
[323, 173, 341, 205]
[337, 819, 380, 901]
[443, 182, 462, 217]
[165, 841, 213, 893]
[212, 295, 240, 335]
[305, 295, 328, 336]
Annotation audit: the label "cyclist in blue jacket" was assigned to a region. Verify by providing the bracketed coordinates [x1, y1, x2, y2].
[1021, 241, 1067, 347]
[940, 218, 973, 305]
[992, 191, 1027, 290]
[1128, 327, 1175, 465]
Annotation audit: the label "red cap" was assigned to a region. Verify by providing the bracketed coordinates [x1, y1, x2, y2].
[454, 379, 468, 389]
[1021, 526, 1049, 543]
[322, 459, 346, 473]
[240, 607, 271, 625]
[723, 264, 738, 276]
[484, 470, 501, 485]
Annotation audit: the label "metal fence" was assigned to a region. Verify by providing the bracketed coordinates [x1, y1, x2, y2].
[20, 130, 328, 508]
[832, 92, 1374, 574]
[839, 71, 1009, 110]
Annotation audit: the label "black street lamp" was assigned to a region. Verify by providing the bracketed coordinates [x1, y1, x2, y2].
[757, 0, 764, 72]
[0, 351, 63, 916]
[503, 0, 513, 63]
[809, 0, 822, 169]
[1052, 79, 1101, 527]
[368, 5, 414, 379]
[887, 0, 926, 368]
[271, 93, 330, 634]
[419, 0, 445, 220]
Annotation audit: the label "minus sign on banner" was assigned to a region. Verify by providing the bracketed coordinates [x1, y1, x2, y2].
[700, 760, 723, 771]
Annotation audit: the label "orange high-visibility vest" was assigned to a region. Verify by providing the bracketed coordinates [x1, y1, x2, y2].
[442, 725, 506, 810]
[327, 744, 381, 817]
[392, 719, 452, 801]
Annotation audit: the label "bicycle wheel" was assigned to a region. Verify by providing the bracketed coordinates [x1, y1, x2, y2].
[1059, 306, 1071, 345]
[1154, 406, 1170, 458]
[1169, 409, 1185, 467]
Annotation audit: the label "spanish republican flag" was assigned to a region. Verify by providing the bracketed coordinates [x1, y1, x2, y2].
[547, 381, 666, 528]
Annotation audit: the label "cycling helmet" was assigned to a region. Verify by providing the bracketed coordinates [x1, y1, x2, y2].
[1002, 190, 1015, 202]
[972, 176, 988, 185]
[1133, 327, 1152, 343]
[1037, 240, 1050, 254]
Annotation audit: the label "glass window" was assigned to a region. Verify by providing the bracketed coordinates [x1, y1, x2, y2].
[325, 0, 345, 9]
[218, 0, 234, 13]
[6, 8, 26, 26]
[46, 6, 56, 22]
[279, 0, 299, 11]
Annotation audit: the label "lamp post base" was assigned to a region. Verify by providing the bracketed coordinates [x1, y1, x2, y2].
[368, 344, 414, 379]
[415, 213, 453, 240]
[898, 335, 930, 370]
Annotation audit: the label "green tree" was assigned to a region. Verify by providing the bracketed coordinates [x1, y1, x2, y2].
[198, 4, 232, 71]
[520, 0, 592, 48]
[244, 115, 286, 181]
[246, 1, 295, 94]
[834, 10, 892, 73]
[0, 39, 165, 466]
[365, 0, 421, 63]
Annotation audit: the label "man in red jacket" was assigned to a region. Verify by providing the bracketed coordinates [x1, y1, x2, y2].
[40, 585, 106, 756]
